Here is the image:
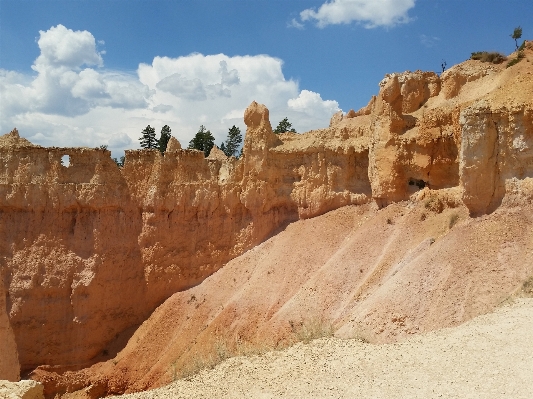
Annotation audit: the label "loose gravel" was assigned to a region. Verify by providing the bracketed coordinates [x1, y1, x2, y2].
[117, 298, 533, 399]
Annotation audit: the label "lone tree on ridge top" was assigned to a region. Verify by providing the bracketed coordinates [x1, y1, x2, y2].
[139, 125, 157, 149]
[511, 26, 522, 50]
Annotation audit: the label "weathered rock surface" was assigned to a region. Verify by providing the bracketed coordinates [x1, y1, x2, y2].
[0, 274, 20, 381]
[165, 137, 181, 152]
[0, 101, 370, 373]
[34, 198, 533, 396]
[1, 44, 533, 396]
[110, 300, 533, 399]
[0, 380, 44, 399]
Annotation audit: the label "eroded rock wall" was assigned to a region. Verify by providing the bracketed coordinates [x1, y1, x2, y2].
[2, 45, 533, 378]
[0, 111, 371, 371]
[460, 102, 533, 215]
[0, 274, 20, 382]
[368, 71, 460, 205]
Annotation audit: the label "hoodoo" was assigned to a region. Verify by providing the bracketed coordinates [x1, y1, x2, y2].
[1, 42, 533, 397]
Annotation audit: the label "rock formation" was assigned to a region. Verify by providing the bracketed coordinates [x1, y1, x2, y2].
[0, 274, 20, 381]
[49, 199, 532, 396]
[0, 379, 44, 399]
[0, 103, 370, 372]
[1, 43, 532, 396]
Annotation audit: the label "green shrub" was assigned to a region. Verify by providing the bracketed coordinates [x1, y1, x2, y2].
[522, 276, 533, 297]
[448, 213, 460, 229]
[507, 51, 525, 68]
[507, 58, 520, 68]
[470, 51, 506, 64]
[172, 335, 283, 381]
[290, 317, 334, 344]
[172, 316, 336, 381]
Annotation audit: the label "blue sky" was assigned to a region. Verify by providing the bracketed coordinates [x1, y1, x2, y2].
[1, 0, 531, 156]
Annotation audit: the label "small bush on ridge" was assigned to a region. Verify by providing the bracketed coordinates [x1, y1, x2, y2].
[470, 51, 506, 64]
[507, 50, 525, 68]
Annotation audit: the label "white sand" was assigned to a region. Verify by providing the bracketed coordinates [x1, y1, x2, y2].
[117, 298, 533, 399]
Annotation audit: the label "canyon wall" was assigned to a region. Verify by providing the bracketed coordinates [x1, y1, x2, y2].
[0, 105, 370, 372]
[0, 273, 20, 381]
[1, 43, 532, 381]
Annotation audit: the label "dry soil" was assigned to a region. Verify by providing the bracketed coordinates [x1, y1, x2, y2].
[116, 298, 533, 399]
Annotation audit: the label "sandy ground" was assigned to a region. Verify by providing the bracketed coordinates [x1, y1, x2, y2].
[116, 298, 533, 399]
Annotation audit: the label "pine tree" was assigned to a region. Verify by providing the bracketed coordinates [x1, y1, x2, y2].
[158, 125, 172, 154]
[274, 117, 297, 134]
[139, 125, 157, 149]
[113, 156, 125, 167]
[188, 125, 215, 157]
[222, 125, 242, 157]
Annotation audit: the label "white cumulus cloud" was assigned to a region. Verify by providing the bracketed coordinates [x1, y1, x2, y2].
[152, 104, 173, 113]
[288, 18, 305, 30]
[1, 26, 342, 156]
[35, 24, 103, 69]
[156, 73, 207, 100]
[299, 0, 416, 28]
[288, 90, 340, 119]
[0, 24, 151, 119]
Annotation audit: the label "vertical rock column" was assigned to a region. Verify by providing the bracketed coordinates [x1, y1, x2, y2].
[0, 274, 20, 381]
[459, 101, 500, 215]
[240, 101, 281, 212]
[368, 75, 407, 205]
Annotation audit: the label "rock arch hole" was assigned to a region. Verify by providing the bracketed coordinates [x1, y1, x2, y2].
[61, 155, 70, 167]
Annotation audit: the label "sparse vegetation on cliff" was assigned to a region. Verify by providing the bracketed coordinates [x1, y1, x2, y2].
[174, 316, 335, 380]
[274, 117, 297, 134]
[291, 317, 334, 344]
[507, 50, 525, 68]
[470, 51, 506, 64]
[188, 125, 215, 157]
[113, 155, 125, 167]
[220, 125, 242, 157]
[522, 276, 533, 297]
[511, 26, 522, 50]
[448, 212, 460, 229]
[158, 125, 172, 154]
[506, 27, 526, 68]
[174, 338, 277, 380]
[139, 125, 157, 149]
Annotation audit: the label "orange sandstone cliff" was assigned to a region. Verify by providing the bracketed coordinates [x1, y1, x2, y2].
[1, 43, 533, 395]
[0, 103, 369, 373]
[0, 273, 20, 381]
